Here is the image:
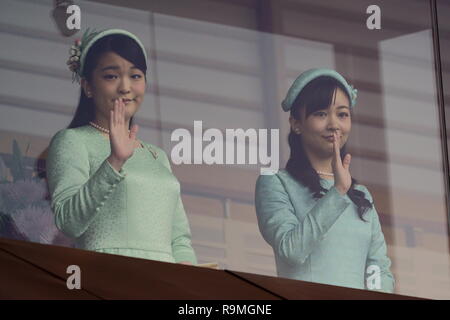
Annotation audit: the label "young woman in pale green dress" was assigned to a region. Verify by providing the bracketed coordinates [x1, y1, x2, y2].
[47, 29, 197, 265]
[255, 69, 394, 292]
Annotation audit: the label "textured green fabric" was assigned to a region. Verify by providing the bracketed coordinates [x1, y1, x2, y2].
[255, 170, 394, 293]
[47, 125, 197, 264]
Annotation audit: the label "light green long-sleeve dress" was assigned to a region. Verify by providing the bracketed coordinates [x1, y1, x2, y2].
[46, 125, 197, 264]
[255, 169, 395, 293]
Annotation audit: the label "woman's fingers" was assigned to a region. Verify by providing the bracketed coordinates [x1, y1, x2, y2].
[118, 98, 124, 125]
[114, 99, 119, 127]
[129, 124, 139, 140]
[342, 153, 351, 170]
[330, 131, 352, 195]
[110, 105, 114, 130]
[333, 131, 342, 168]
[121, 99, 126, 124]
[107, 98, 137, 164]
[333, 132, 351, 171]
[110, 98, 134, 138]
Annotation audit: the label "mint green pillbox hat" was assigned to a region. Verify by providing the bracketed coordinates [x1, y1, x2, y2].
[281, 68, 358, 112]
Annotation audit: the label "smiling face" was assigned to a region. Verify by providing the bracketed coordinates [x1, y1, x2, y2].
[290, 87, 352, 159]
[81, 51, 146, 126]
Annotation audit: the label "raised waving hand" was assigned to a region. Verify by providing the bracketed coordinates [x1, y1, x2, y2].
[331, 130, 352, 195]
[107, 98, 139, 171]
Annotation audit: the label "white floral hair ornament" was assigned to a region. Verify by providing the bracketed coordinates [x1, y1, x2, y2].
[67, 40, 81, 81]
[66, 28, 102, 83]
[349, 84, 358, 105]
[66, 28, 148, 84]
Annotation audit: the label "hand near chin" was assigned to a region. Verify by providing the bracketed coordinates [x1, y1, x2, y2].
[107, 99, 139, 171]
[331, 131, 352, 195]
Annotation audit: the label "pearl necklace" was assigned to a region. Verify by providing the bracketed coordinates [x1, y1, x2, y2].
[89, 121, 110, 134]
[88, 121, 158, 159]
[89, 121, 132, 134]
[317, 171, 334, 177]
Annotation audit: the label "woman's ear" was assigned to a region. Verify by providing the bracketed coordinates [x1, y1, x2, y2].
[289, 116, 302, 135]
[80, 78, 93, 98]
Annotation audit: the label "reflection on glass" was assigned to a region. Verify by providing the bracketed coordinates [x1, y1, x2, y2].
[0, 0, 449, 299]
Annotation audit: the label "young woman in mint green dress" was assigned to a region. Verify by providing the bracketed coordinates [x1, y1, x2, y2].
[46, 29, 197, 265]
[255, 69, 394, 292]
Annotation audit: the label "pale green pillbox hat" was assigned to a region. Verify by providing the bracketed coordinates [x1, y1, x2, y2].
[67, 28, 148, 83]
[281, 68, 358, 112]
